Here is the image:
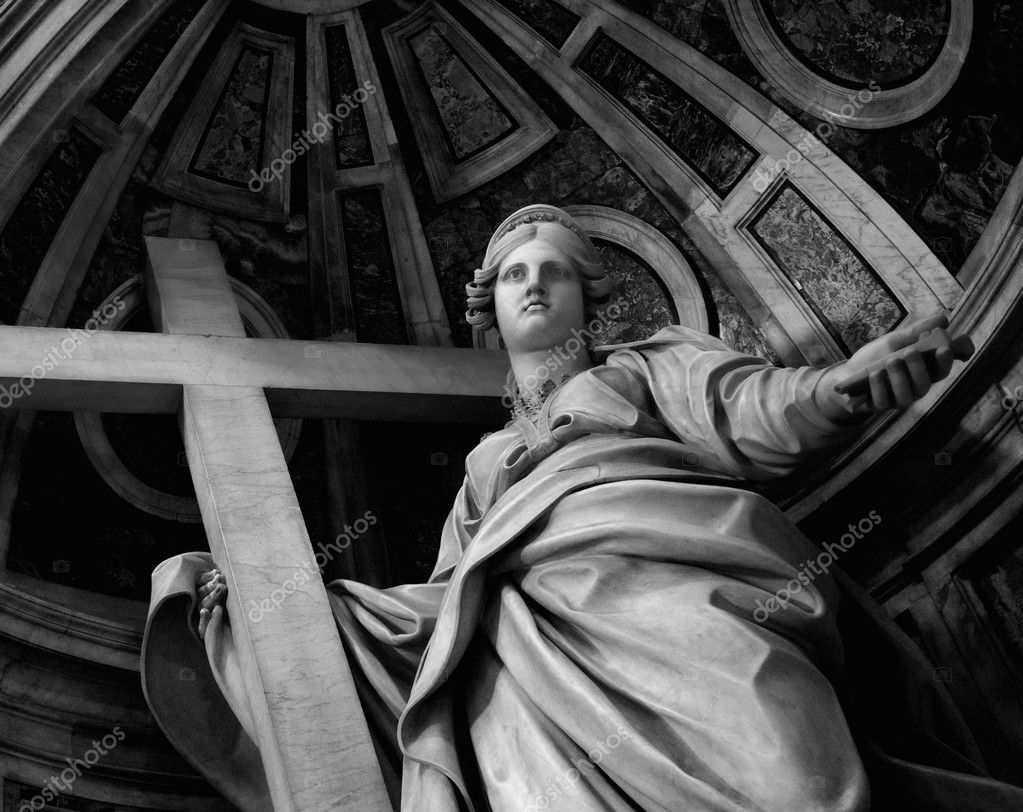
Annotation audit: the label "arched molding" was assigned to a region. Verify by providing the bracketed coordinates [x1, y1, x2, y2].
[73, 277, 302, 523]
[722, 0, 973, 129]
[0, 631, 233, 808]
[0, 0, 226, 671]
[786, 155, 1023, 522]
[455, 0, 963, 367]
[563, 204, 709, 332]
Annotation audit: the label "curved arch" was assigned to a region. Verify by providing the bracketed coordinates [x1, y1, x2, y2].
[563, 204, 709, 333]
[73, 277, 302, 523]
[723, 0, 973, 129]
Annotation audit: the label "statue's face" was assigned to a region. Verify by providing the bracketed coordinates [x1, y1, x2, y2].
[493, 234, 586, 353]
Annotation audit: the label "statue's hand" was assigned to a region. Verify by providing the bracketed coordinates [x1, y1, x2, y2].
[196, 568, 227, 640]
[816, 315, 973, 420]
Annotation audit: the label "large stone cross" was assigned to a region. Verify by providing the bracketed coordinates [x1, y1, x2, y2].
[0, 237, 507, 811]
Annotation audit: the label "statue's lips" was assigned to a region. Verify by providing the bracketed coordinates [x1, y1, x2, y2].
[523, 302, 549, 311]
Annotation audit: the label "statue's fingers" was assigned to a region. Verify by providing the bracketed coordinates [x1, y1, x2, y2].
[885, 358, 915, 407]
[196, 569, 216, 588]
[209, 604, 224, 633]
[933, 345, 954, 381]
[869, 368, 891, 411]
[197, 569, 222, 589]
[887, 315, 950, 353]
[198, 607, 210, 639]
[201, 585, 224, 613]
[902, 349, 931, 399]
[198, 575, 221, 598]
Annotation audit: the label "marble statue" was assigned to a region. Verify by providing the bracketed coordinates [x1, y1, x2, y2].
[142, 204, 1023, 810]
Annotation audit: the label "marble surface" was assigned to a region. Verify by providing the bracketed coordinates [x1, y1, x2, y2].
[408, 24, 514, 162]
[973, 541, 1023, 668]
[90, 0, 208, 123]
[190, 45, 273, 187]
[592, 238, 676, 344]
[419, 117, 778, 361]
[577, 31, 757, 197]
[338, 188, 409, 344]
[762, 0, 949, 88]
[625, 0, 1022, 275]
[492, 0, 581, 47]
[749, 183, 904, 355]
[324, 23, 374, 168]
[0, 127, 101, 323]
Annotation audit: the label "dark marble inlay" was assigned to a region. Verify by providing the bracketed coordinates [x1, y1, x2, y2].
[338, 188, 408, 344]
[325, 24, 374, 169]
[763, 0, 950, 89]
[592, 239, 676, 344]
[408, 25, 516, 163]
[0, 127, 102, 323]
[190, 45, 273, 187]
[748, 183, 904, 355]
[492, 0, 581, 48]
[577, 30, 758, 197]
[972, 540, 1023, 670]
[90, 0, 208, 124]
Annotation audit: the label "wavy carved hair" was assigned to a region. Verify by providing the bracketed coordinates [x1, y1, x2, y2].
[464, 222, 613, 335]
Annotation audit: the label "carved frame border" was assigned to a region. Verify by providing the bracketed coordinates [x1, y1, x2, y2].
[454, 0, 962, 369]
[722, 0, 973, 129]
[151, 21, 296, 222]
[382, 0, 558, 202]
[73, 277, 302, 523]
[306, 8, 452, 345]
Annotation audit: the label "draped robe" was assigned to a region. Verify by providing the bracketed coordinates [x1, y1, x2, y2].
[141, 325, 1023, 811]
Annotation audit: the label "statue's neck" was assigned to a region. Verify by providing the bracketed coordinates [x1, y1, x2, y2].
[509, 346, 594, 401]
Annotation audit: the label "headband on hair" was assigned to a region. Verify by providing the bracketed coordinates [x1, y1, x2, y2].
[481, 204, 598, 267]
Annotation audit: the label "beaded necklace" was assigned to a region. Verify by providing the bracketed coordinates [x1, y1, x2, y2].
[509, 370, 581, 422]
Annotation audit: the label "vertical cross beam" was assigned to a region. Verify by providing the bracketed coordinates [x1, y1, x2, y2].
[144, 237, 390, 811]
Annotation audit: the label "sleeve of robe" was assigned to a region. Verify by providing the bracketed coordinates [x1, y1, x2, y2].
[140, 551, 272, 812]
[599, 324, 873, 481]
[141, 478, 480, 811]
[603, 326, 1023, 807]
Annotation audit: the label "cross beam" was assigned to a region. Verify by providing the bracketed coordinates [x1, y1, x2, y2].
[147, 237, 394, 810]
[0, 327, 507, 420]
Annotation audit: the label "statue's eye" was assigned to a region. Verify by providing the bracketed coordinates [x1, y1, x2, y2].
[504, 266, 524, 280]
[549, 264, 569, 278]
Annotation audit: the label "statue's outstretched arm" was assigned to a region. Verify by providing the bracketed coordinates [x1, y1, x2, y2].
[604, 317, 969, 481]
